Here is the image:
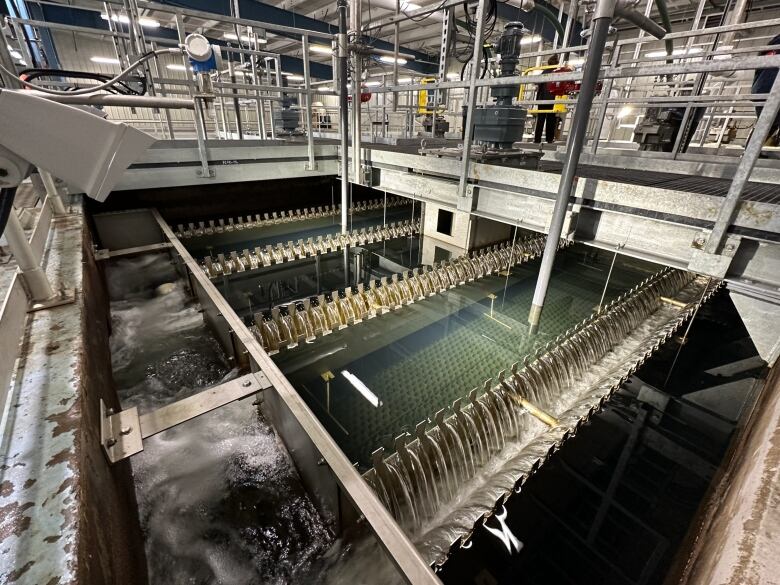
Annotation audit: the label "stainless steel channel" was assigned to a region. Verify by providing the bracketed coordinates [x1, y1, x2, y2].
[151, 209, 440, 585]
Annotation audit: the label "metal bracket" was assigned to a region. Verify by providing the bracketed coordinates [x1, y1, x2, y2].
[457, 184, 476, 212]
[28, 289, 77, 313]
[196, 168, 216, 178]
[100, 372, 271, 463]
[305, 162, 319, 171]
[688, 232, 741, 278]
[95, 242, 172, 261]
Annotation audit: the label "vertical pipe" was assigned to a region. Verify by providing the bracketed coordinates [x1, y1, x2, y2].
[704, 73, 780, 254]
[351, 0, 363, 186]
[338, 0, 350, 235]
[393, 0, 400, 113]
[528, 2, 616, 335]
[228, 58, 243, 140]
[176, 14, 210, 176]
[251, 34, 266, 138]
[456, 0, 488, 206]
[302, 35, 317, 170]
[589, 36, 620, 154]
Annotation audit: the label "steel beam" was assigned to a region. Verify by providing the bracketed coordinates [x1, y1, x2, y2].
[151, 209, 440, 585]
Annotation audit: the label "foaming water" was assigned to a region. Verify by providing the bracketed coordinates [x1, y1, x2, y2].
[107, 254, 333, 584]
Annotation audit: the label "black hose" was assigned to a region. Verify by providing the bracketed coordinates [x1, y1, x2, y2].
[0, 187, 17, 239]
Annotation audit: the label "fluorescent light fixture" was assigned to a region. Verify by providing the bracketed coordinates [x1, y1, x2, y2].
[281, 71, 295, 77]
[223, 32, 267, 44]
[317, 86, 334, 92]
[91, 56, 121, 65]
[364, 80, 381, 87]
[446, 72, 460, 80]
[166, 63, 190, 71]
[310, 44, 333, 55]
[617, 106, 633, 119]
[401, 0, 421, 9]
[341, 370, 381, 407]
[398, 76, 412, 83]
[9, 50, 22, 60]
[17, 60, 27, 66]
[520, 34, 542, 45]
[646, 47, 704, 58]
[287, 75, 304, 81]
[379, 55, 407, 65]
[100, 13, 159, 28]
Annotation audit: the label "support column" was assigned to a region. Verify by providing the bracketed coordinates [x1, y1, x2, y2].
[338, 0, 350, 234]
[5, 209, 55, 302]
[528, 0, 617, 335]
[456, 0, 488, 208]
[351, 0, 363, 186]
[38, 170, 67, 215]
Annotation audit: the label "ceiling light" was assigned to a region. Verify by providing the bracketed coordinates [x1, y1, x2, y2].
[310, 44, 333, 55]
[364, 80, 381, 87]
[317, 86, 334, 92]
[166, 63, 190, 71]
[100, 13, 159, 28]
[281, 71, 295, 77]
[398, 76, 412, 83]
[17, 60, 26, 66]
[287, 75, 304, 81]
[520, 34, 542, 45]
[341, 370, 381, 407]
[401, 1, 421, 9]
[446, 72, 460, 80]
[9, 50, 22, 60]
[379, 55, 407, 65]
[646, 47, 704, 58]
[617, 106, 633, 119]
[91, 56, 121, 65]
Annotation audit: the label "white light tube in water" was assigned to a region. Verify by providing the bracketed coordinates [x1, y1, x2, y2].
[341, 370, 382, 408]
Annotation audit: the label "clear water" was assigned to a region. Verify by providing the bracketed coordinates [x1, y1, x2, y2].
[107, 254, 333, 584]
[271, 248, 658, 469]
[216, 236, 421, 322]
[185, 205, 418, 259]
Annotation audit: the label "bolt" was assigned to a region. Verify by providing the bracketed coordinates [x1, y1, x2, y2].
[105, 438, 117, 448]
[242, 379, 252, 388]
[120, 426, 132, 435]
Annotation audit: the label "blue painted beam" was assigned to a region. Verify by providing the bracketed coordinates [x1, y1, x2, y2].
[31, 3, 334, 78]
[159, 0, 439, 74]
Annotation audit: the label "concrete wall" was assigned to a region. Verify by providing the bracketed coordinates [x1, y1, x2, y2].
[77, 226, 148, 585]
[675, 366, 780, 585]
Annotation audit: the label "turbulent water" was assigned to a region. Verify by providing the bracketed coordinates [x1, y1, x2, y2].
[107, 254, 333, 584]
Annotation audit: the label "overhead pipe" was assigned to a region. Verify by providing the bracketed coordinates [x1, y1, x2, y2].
[521, 1, 566, 40]
[528, 0, 637, 335]
[614, 0, 667, 40]
[655, 0, 675, 58]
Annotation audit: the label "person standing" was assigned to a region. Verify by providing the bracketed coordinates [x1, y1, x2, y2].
[534, 55, 560, 144]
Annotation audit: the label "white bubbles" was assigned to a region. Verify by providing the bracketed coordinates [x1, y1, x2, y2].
[108, 255, 334, 584]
